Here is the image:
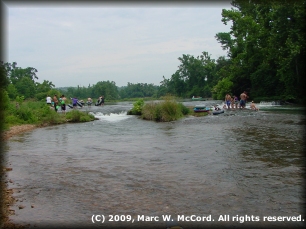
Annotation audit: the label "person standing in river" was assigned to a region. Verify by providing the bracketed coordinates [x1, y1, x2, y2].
[240, 91, 247, 109]
[225, 94, 231, 109]
[231, 96, 235, 109]
[72, 97, 78, 109]
[87, 98, 92, 107]
[234, 95, 239, 109]
[60, 95, 67, 113]
[53, 94, 59, 112]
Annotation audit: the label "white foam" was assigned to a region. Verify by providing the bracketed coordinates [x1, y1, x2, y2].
[90, 111, 131, 122]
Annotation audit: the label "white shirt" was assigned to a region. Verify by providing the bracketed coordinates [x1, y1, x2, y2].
[46, 96, 52, 103]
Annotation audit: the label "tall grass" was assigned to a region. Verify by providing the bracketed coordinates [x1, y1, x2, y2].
[140, 96, 190, 122]
[65, 110, 95, 122]
[3, 100, 95, 130]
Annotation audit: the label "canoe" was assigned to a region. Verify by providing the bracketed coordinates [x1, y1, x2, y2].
[192, 97, 203, 101]
[194, 106, 210, 113]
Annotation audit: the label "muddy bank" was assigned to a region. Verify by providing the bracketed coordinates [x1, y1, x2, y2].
[2, 125, 37, 141]
[0, 169, 28, 229]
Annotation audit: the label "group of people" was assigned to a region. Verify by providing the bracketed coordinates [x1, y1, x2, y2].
[224, 91, 258, 111]
[46, 95, 106, 111]
[46, 94, 67, 113]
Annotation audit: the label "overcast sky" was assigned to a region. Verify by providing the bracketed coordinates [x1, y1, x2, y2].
[4, 1, 233, 88]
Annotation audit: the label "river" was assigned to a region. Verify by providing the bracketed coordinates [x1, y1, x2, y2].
[4, 100, 305, 228]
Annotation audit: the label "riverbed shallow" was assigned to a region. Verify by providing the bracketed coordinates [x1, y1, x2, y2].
[3, 101, 305, 228]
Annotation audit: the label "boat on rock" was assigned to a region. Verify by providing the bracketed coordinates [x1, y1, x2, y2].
[194, 105, 211, 113]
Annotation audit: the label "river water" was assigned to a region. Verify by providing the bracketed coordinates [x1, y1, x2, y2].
[4, 101, 305, 228]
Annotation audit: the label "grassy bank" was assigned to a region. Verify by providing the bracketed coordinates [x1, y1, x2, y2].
[3, 100, 95, 131]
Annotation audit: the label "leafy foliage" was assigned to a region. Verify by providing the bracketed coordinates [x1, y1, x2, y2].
[212, 78, 234, 100]
[1, 61, 56, 100]
[216, 0, 305, 102]
[128, 99, 144, 115]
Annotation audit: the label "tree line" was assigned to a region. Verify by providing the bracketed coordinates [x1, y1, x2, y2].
[1, 0, 304, 104]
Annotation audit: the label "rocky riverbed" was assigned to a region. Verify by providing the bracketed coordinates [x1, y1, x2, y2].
[1, 125, 37, 228]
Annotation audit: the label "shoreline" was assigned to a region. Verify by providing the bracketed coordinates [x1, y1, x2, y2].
[1, 124, 38, 228]
[2, 124, 37, 141]
[1, 118, 96, 228]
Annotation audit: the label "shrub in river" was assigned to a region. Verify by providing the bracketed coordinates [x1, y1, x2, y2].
[127, 99, 144, 115]
[65, 110, 95, 122]
[141, 98, 189, 122]
[178, 102, 191, 115]
[159, 99, 183, 121]
[141, 102, 158, 120]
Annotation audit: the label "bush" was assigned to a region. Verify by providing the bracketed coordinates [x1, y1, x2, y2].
[178, 103, 190, 115]
[141, 102, 157, 120]
[15, 106, 38, 123]
[140, 98, 189, 122]
[66, 110, 95, 122]
[128, 99, 144, 115]
[16, 95, 25, 105]
[41, 108, 63, 125]
[159, 99, 182, 121]
[4, 115, 24, 126]
[66, 109, 81, 122]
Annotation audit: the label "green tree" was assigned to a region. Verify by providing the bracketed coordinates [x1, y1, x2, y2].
[6, 83, 18, 99]
[165, 52, 217, 98]
[15, 77, 36, 99]
[92, 81, 119, 100]
[216, 0, 305, 102]
[212, 77, 233, 100]
[36, 80, 55, 94]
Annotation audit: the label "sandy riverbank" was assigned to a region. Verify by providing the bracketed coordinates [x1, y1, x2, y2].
[2, 124, 37, 141]
[1, 124, 38, 228]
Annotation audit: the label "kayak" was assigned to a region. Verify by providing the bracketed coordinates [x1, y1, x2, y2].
[77, 101, 83, 107]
